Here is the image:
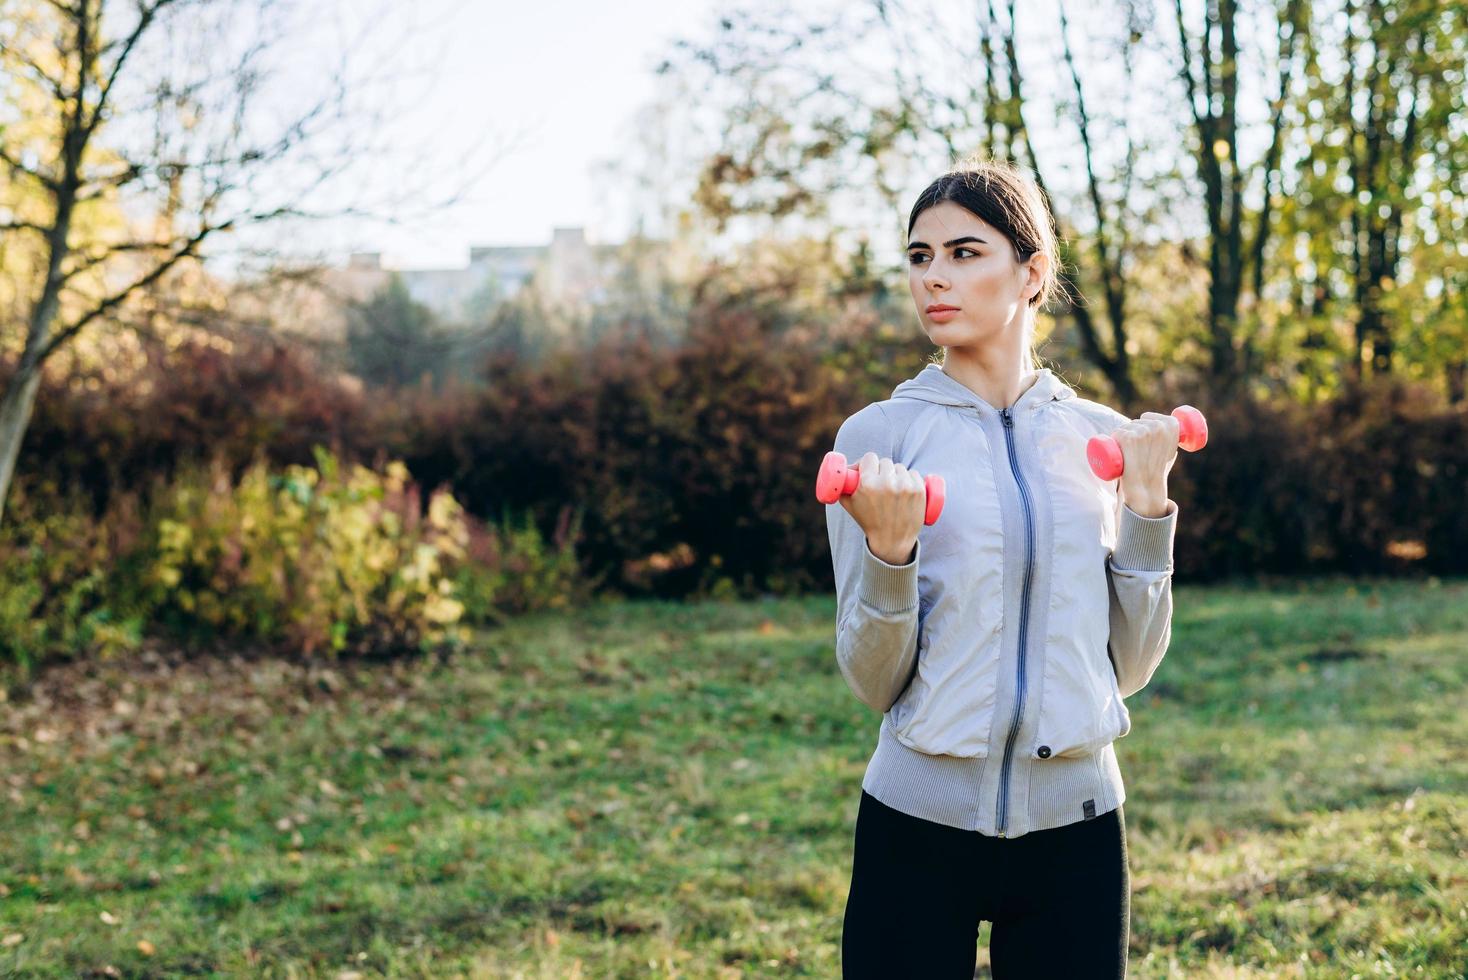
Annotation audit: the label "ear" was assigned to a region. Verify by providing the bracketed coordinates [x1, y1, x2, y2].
[1022, 251, 1048, 302]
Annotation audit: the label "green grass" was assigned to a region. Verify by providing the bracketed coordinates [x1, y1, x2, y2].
[1, 577, 1465, 977]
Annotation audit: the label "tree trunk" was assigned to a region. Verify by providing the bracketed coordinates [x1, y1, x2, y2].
[1174, 0, 1248, 396]
[2, 177, 76, 525]
[1447, 360, 1466, 405]
[1, 199, 76, 526]
[0, 366, 44, 526]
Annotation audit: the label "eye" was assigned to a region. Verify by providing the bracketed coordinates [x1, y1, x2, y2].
[907, 247, 978, 266]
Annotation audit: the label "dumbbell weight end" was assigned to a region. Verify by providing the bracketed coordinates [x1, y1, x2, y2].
[815, 451, 946, 525]
[1086, 405, 1209, 481]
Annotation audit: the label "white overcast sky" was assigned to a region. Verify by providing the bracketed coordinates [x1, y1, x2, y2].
[253, 0, 739, 270]
[218, 0, 1290, 273]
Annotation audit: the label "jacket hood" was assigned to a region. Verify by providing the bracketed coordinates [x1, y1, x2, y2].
[890, 364, 1076, 412]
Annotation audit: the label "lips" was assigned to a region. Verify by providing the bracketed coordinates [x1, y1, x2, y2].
[926, 304, 959, 313]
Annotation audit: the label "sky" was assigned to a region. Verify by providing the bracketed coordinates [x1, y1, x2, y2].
[256, 0, 1098, 272]
[210, 0, 1297, 274]
[268, 0, 734, 271]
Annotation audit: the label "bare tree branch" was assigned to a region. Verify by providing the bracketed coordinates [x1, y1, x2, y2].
[0, 218, 53, 236]
[58, 237, 177, 279]
[1241, 0, 1304, 381]
[1, 40, 71, 102]
[1057, 0, 1134, 401]
[81, 0, 180, 142]
[0, 143, 59, 191]
[37, 223, 215, 362]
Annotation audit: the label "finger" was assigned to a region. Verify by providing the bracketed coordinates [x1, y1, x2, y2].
[1139, 412, 1179, 437]
[1138, 418, 1174, 443]
[1119, 427, 1151, 451]
[857, 452, 879, 475]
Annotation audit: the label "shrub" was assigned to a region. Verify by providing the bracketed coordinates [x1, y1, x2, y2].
[1163, 373, 1468, 580]
[392, 307, 937, 598]
[9, 295, 1466, 609]
[0, 444, 594, 687]
[8, 329, 372, 514]
[0, 477, 152, 680]
[452, 504, 594, 625]
[146, 446, 473, 658]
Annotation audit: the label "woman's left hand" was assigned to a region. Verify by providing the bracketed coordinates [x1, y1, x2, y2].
[1111, 411, 1177, 518]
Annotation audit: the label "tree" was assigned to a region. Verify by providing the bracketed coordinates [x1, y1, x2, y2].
[1060, 0, 1305, 400]
[1297, 0, 1463, 382]
[0, 1, 318, 522]
[653, 0, 1209, 407]
[0, 0, 504, 524]
[1239, 0, 1467, 402]
[344, 273, 453, 391]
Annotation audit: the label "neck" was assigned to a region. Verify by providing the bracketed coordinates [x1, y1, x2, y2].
[940, 332, 1037, 410]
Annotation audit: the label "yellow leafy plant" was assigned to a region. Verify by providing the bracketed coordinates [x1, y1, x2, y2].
[148, 446, 473, 657]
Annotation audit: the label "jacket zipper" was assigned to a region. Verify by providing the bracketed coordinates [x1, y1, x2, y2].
[996, 405, 1035, 838]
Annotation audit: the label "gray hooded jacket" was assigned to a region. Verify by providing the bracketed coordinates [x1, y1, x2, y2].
[825, 363, 1177, 837]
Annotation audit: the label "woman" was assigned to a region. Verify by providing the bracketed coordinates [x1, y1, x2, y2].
[827, 157, 1180, 978]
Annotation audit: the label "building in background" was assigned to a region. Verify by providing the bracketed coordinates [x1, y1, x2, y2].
[328, 226, 630, 324]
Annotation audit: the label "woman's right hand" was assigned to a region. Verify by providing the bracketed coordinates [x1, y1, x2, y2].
[837, 452, 926, 565]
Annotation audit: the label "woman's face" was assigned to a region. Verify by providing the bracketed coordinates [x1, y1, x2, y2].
[907, 200, 1042, 349]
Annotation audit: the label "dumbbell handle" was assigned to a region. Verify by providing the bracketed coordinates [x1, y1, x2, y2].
[1086, 405, 1209, 481]
[815, 451, 946, 526]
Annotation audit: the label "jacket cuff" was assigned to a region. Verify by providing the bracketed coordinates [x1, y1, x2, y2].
[858, 537, 920, 613]
[1112, 500, 1177, 571]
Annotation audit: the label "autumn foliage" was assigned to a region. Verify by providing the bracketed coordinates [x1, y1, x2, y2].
[4, 303, 1466, 679]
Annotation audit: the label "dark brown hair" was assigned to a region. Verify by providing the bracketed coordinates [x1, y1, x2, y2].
[907, 156, 1070, 367]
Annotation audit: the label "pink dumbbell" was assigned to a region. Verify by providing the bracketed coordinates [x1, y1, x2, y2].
[1086, 405, 1209, 480]
[815, 451, 946, 525]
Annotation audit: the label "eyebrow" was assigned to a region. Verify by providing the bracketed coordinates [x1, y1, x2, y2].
[907, 235, 988, 250]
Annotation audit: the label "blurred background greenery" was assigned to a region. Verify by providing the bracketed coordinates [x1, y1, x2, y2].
[1, 0, 1465, 975]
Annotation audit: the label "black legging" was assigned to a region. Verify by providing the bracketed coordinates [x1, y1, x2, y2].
[841, 789, 1130, 978]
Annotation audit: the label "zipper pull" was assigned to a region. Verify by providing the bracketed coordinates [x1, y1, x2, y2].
[1000, 407, 1013, 428]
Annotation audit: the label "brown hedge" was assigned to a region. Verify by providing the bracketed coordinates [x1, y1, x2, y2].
[10, 317, 1466, 596]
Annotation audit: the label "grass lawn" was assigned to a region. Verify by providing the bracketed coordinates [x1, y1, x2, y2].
[1, 576, 1465, 977]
